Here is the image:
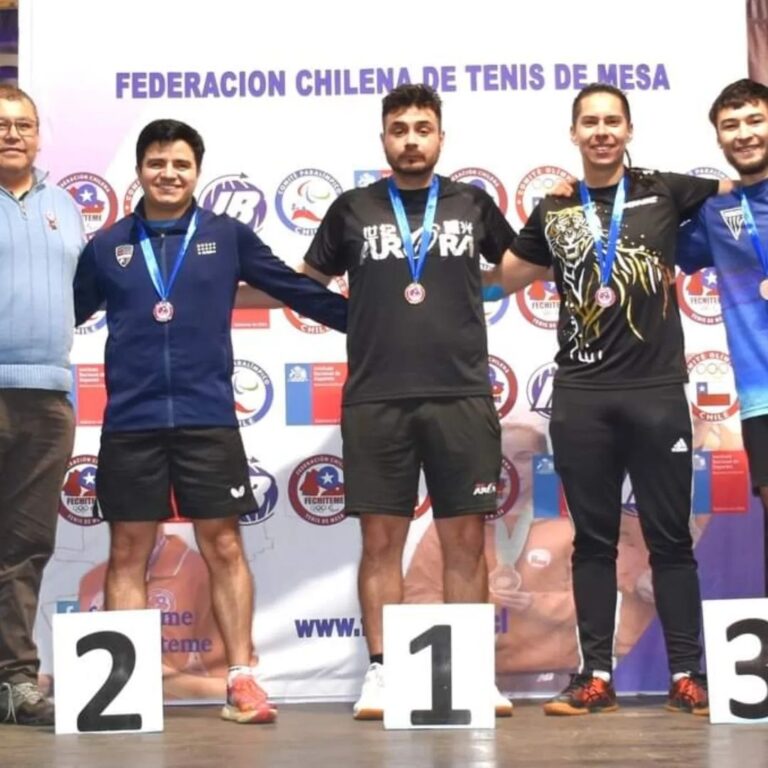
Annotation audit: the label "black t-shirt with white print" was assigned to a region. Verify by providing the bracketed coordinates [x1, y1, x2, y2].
[304, 175, 515, 404]
[512, 169, 717, 389]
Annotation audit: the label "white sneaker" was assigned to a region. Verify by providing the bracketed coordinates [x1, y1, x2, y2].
[353, 662, 384, 720]
[493, 685, 514, 717]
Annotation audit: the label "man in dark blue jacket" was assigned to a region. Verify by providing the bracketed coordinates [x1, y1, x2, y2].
[74, 119, 346, 724]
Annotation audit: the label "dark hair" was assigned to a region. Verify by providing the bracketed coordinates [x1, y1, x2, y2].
[571, 83, 631, 126]
[708, 78, 768, 126]
[135, 119, 205, 169]
[382, 83, 442, 127]
[0, 82, 39, 123]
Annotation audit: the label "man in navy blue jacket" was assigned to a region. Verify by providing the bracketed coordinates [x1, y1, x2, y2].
[74, 119, 346, 724]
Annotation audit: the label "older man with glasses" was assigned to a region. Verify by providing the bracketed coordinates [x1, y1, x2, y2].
[0, 84, 84, 726]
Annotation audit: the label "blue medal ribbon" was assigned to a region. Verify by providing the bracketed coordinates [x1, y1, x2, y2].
[739, 190, 768, 277]
[136, 211, 198, 304]
[578, 175, 627, 287]
[387, 176, 440, 285]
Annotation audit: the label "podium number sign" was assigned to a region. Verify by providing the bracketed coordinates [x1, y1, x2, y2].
[383, 603, 495, 730]
[75, 631, 142, 732]
[702, 598, 768, 724]
[409, 624, 471, 726]
[53, 609, 164, 734]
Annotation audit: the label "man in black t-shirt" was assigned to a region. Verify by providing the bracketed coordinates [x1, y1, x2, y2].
[489, 84, 724, 717]
[302, 84, 516, 720]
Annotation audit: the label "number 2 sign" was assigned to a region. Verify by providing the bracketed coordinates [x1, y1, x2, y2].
[53, 609, 164, 734]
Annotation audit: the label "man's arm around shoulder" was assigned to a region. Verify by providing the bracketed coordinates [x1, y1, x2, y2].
[484, 248, 552, 297]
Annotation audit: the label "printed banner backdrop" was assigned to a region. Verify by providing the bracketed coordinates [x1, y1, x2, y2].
[20, 0, 762, 702]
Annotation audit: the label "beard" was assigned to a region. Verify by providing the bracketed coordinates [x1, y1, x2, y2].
[725, 145, 768, 178]
[384, 148, 439, 180]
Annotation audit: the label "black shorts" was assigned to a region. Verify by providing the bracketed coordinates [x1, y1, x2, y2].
[95, 427, 255, 522]
[741, 415, 768, 492]
[341, 396, 501, 519]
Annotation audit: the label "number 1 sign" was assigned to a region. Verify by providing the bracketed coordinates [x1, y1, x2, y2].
[383, 604, 495, 730]
[53, 609, 164, 734]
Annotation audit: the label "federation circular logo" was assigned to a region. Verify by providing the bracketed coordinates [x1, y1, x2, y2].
[75, 310, 107, 335]
[687, 350, 739, 422]
[488, 354, 518, 419]
[123, 178, 143, 215]
[275, 168, 343, 236]
[283, 276, 348, 333]
[59, 172, 118, 238]
[484, 296, 510, 326]
[688, 166, 730, 180]
[59, 455, 101, 526]
[676, 268, 722, 325]
[288, 454, 346, 525]
[199, 173, 267, 232]
[526, 362, 558, 419]
[240, 458, 279, 526]
[516, 279, 560, 330]
[515, 165, 573, 225]
[232, 360, 274, 426]
[485, 456, 520, 521]
[450, 167, 509, 215]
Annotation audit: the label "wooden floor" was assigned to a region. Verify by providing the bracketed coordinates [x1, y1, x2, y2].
[4, 699, 768, 768]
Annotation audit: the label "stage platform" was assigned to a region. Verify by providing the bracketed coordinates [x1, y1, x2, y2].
[4, 698, 768, 768]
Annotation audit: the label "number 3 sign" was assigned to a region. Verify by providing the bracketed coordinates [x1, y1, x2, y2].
[383, 604, 495, 730]
[53, 609, 164, 734]
[702, 598, 768, 724]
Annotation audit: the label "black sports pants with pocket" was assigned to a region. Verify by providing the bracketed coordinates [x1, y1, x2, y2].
[550, 383, 702, 676]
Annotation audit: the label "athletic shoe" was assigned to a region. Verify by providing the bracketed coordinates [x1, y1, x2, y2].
[543, 673, 619, 716]
[665, 673, 709, 716]
[221, 674, 277, 724]
[493, 685, 514, 717]
[0, 682, 54, 726]
[353, 662, 384, 720]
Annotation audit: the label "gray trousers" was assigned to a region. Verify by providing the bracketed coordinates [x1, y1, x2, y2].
[0, 390, 74, 685]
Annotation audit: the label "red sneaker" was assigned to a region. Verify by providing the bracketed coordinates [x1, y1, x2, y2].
[543, 674, 619, 716]
[221, 674, 277, 724]
[666, 673, 709, 716]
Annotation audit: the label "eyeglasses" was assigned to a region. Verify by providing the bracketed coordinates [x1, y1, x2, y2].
[0, 119, 38, 137]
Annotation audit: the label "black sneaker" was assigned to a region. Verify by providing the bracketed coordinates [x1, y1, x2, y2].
[666, 673, 709, 716]
[0, 682, 55, 726]
[543, 673, 619, 716]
